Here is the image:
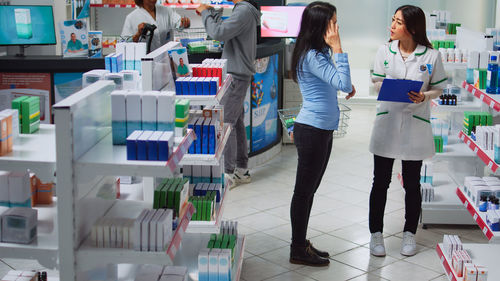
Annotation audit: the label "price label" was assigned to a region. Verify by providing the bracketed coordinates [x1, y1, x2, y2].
[483, 227, 488, 234]
[474, 147, 478, 153]
[490, 100, 495, 108]
[480, 94, 485, 101]
[488, 161, 493, 169]
[464, 201, 468, 207]
[473, 213, 478, 220]
[467, 140, 471, 145]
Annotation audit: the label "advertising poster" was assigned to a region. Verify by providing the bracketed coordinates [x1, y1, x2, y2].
[244, 85, 251, 153]
[0, 73, 52, 124]
[59, 19, 88, 58]
[251, 54, 278, 152]
[54, 72, 84, 103]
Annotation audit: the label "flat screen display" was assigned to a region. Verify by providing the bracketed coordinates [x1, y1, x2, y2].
[0, 5, 56, 46]
[260, 6, 305, 38]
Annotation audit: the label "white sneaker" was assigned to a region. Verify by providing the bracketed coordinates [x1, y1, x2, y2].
[225, 173, 239, 190]
[370, 232, 386, 257]
[234, 168, 251, 184]
[401, 231, 417, 256]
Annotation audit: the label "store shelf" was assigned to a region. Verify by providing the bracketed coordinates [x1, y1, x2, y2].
[443, 62, 467, 70]
[179, 124, 232, 166]
[455, 187, 500, 243]
[458, 131, 499, 173]
[430, 99, 481, 112]
[176, 75, 233, 106]
[432, 135, 475, 160]
[172, 233, 245, 281]
[76, 201, 195, 271]
[0, 198, 59, 269]
[436, 243, 500, 281]
[76, 129, 195, 178]
[186, 187, 227, 233]
[461, 81, 500, 112]
[0, 124, 56, 182]
[396, 173, 474, 225]
[90, 3, 234, 8]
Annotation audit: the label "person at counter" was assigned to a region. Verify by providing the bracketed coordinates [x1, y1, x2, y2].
[196, 0, 261, 189]
[121, 0, 190, 52]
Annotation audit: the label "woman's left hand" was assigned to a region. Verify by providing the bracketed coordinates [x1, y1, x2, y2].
[346, 84, 356, 100]
[408, 91, 425, 103]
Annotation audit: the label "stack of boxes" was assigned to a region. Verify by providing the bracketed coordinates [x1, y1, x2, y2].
[134, 265, 188, 281]
[83, 69, 140, 90]
[463, 111, 492, 136]
[192, 183, 222, 203]
[452, 248, 472, 278]
[434, 136, 443, 153]
[91, 217, 135, 249]
[133, 209, 173, 252]
[0, 172, 53, 208]
[187, 106, 222, 155]
[111, 90, 175, 145]
[420, 161, 433, 185]
[12, 96, 40, 134]
[112, 42, 147, 74]
[175, 76, 219, 96]
[443, 235, 488, 281]
[198, 222, 238, 281]
[189, 191, 216, 221]
[152, 178, 189, 217]
[191, 59, 227, 83]
[420, 183, 434, 203]
[183, 163, 223, 185]
[175, 99, 190, 137]
[126, 130, 174, 161]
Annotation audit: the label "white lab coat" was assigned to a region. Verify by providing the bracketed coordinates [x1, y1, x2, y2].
[370, 40, 447, 160]
[121, 4, 182, 52]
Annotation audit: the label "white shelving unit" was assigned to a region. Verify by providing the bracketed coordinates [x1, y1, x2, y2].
[53, 81, 196, 280]
[461, 81, 500, 112]
[0, 124, 56, 182]
[430, 99, 482, 113]
[186, 187, 227, 233]
[455, 187, 500, 243]
[0, 123, 58, 269]
[432, 135, 475, 160]
[436, 243, 500, 281]
[180, 124, 232, 166]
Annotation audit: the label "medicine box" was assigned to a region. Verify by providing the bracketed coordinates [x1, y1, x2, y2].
[1, 207, 37, 244]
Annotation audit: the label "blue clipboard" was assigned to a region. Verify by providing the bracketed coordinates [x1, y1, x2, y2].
[377, 79, 424, 103]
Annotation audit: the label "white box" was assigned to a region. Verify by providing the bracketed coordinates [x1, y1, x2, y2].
[102, 218, 111, 248]
[135, 42, 147, 72]
[125, 43, 135, 70]
[121, 70, 140, 90]
[158, 209, 173, 251]
[218, 249, 231, 281]
[141, 210, 156, 251]
[110, 220, 117, 248]
[7, 171, 30, 204]
[150, 208, 164, 252]
[105, 73, 124, 91]
[133, 209, 149, 251]
[157, 91, 175, 131]
[142, 91, 158, 131]
[209, 248, 220, 281]
[126, 91, 142, 135]
[0, 171, 9, 205]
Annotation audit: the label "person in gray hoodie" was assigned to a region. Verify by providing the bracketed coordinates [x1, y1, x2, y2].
[196, 0, 261, 188]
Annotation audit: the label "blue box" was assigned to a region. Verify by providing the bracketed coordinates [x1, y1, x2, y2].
[188, 78, 197, 95]
[126, 130, 143, 160]
[210, 78, 219, 95]
[202, 118, 209, 154]
[175, 78, 183, 95]
[115, 53, 124, 72]
[195, 77, 203, 95]
[181, 77, 190, 95]
[148, 131, 163, 161]
[105, 54, 113, 72]
[188, 120, 195, 154]
[209, 118, 216, 154]
[203, 78, 210, 95]
[159, 131, 174, 161]
[137, 130, 154, 160]
[194, 117, 203, 154]
[111, 54, 118, 73]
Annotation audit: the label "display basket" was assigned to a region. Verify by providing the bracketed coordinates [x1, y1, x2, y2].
[278, 103, 351, 140]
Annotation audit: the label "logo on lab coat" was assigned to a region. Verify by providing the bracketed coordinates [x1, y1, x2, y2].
[426, 64, 433, 75]
[419, 64, 427, 72]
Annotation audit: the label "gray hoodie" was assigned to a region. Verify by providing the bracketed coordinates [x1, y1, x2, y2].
[202, 1, 261, 81]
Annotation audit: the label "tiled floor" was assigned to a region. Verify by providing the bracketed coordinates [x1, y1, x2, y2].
[0, 105, 489, 280]
[227, 104, 489, 281]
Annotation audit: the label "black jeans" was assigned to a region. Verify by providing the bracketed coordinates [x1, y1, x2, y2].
[291, 122, 333, 247]
[369, 154, 422, 234]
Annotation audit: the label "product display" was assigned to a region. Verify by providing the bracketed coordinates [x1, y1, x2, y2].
[115, 42, 147, 73]
[11, 96, 40, 135]
[126, 130, 174, 161]
[175, 99, 190, 137]
[1, 270, 46, 281]
[134, 265, 188, 281]
[152, 178, 189, 216]
[199, 223, 238, 281]
[1, 207, 37, 244]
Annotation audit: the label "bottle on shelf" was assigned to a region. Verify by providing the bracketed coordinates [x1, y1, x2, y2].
[486, 55, 498, 94]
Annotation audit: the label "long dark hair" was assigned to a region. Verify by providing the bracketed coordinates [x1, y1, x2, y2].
[291, 2, 337, 82]
[391, 5, 432, 49]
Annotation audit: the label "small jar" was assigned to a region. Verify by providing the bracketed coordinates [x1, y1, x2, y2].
[480, 195, 489, 212]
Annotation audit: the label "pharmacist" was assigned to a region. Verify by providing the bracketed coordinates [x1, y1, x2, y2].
[368, 5, 447, 258]
[121, 0, 190, 52]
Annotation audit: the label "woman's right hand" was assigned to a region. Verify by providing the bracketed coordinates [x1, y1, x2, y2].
[324, 20, 342, 53]
[133, 23, 146, 42]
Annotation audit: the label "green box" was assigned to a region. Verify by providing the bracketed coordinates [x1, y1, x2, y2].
[175, 99, 190, 119]
[21, 96, 40, 134]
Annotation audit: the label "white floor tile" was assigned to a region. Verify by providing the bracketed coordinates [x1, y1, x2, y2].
[237, 212, 289, 232]
[262, 224, 322, 243]
[347, 273, 389, 281]
[245, 232, 289, 256]
[308, 213, 356, 233]
[403, 248, 445, 274]
[370, 260, 442, 281]
[258, 246, 305, 271]
[240, 256, 289, 281]
[263, 271, 316, 281]
[332, 246, 398, 272]
[329, 224, 372, 246]
[308, 234, 359, 256]
[295, 259, 364, 281]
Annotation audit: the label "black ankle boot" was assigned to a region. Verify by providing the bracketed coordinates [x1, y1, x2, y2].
[306, 240, 330, 258]
[290, 245, 330, 267]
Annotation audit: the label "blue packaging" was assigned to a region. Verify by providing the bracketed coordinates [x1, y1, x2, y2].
[194, 117, 202, 154]
[188, 78, 197, 95]
[210, 78, 218, 95]
[202, 118, 209, 154]
[148, 131, 163, 161]
[126, 130, 143, 160]
[209, 118, 215, 154]
[158, 131, 174, 161]
[195, 77, 204, 95]
[111, 53, 118, 73]
[105, 54, 113, 72]
[175, 78, 183, 95]
[137, 130, 153, 160]
[188, 120, 195, 154]
[203, 77, 210, 95]
[181, 77, 190, 95]
[115, 53, 124, 73]
[487, 55, 498, 94]
[466, 68, 475, 84]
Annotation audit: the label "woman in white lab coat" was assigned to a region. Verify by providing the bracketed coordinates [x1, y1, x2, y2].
[368, 5, 447, 258]
[121, 0, 190, 52]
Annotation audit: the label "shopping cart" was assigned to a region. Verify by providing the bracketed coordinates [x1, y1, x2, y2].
[278, 103, 351, 141]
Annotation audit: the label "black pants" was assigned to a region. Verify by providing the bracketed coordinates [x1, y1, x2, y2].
[291, 122, 333, 247]
[369, 154, 422, 234]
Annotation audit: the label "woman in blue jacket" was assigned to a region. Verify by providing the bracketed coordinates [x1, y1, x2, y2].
[289, 1, 355, 267]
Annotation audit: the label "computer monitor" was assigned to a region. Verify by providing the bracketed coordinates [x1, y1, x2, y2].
[260, 6, 305, 38]
[0, 5, 56, 56]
